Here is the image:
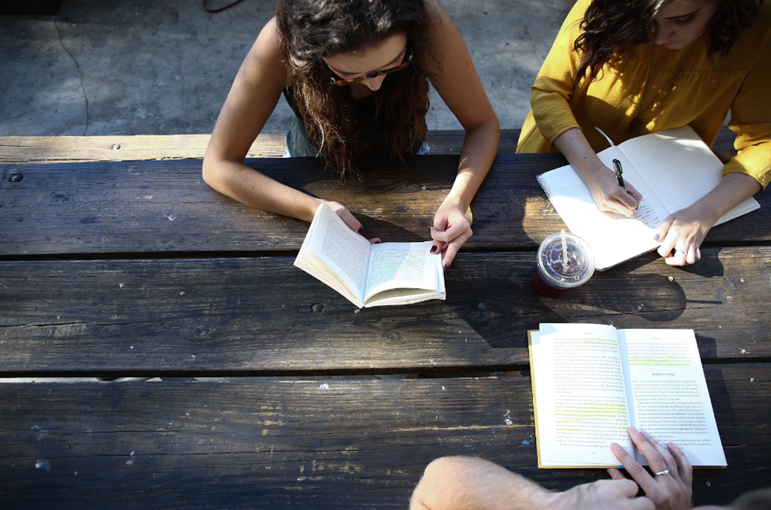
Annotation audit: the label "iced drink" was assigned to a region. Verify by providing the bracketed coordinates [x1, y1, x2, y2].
[532, 232, 595, 297]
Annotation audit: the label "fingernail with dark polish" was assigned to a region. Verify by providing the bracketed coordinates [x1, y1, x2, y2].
[443, 263, 449, 271]
[358, 227, 365, 235]
[430, 246, 438, 254]
[374, 240, 381, 244]
[653, 234, 660, 241]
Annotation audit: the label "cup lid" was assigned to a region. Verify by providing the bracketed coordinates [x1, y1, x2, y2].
[536, 232, 595, 288]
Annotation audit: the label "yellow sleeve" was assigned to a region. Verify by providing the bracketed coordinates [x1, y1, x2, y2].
[529, 0, 589, 144]
[723, 35, 771, 191]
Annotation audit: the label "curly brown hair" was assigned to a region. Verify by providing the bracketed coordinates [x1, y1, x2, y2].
[574, 0, 762, 82]
[276, 0, 441, 181]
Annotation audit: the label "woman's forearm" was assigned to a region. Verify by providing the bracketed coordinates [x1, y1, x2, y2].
[445, 119, 500, 210]
[696, 172, 762, 222]
[552, 127, 642, 216]
[552, 128, 604, 181]
[202, 158, 322, 223]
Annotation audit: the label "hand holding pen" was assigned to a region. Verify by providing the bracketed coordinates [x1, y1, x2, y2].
[588, 158, 641, 218]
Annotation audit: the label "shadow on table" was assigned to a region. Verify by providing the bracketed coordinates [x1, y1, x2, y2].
[441, 249, 729, 355]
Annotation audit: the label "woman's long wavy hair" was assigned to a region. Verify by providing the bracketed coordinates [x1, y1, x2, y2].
[276, 0, 440, 181]
[574, 0, 762, 83]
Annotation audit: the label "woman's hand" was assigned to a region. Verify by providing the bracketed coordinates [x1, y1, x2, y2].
[608, 427, 693, 510]
[430, 201, 473, 270]
[583, 160, 644, 218]
[654, 173, 761, 266]
[552, 128, 643, 217]
[326, 200, 365, 236]
[654, 202, 719, 266]
[326, 200, 381, 244]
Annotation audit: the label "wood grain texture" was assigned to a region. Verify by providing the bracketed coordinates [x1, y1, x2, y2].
[0, 370, 767, 509]
[2, 153, 768, 257]
[0, 127, 736, 164]
[1, 247, 768, 376]
[0, 130, 522, 164]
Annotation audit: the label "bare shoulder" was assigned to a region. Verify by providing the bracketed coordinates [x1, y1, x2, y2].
[422, 0, 469, 60]
[240, 16, 289, 89]
[424, 0, 455, 35]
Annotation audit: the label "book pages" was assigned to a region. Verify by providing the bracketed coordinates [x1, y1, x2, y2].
[363, 241, 443, 306]
[530, 324, 634, 467]
[294, 202, 372, 306]
[618, 329, 727, 467]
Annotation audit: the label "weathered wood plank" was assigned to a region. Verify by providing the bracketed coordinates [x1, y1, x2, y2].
[0, 370, 767, 508]
[2, 153, 767, 256]
[0, 127, 736, 165]
[0, 130, 523, 164]
[1, 247, 768, 376]
[0, 133, 286, 164]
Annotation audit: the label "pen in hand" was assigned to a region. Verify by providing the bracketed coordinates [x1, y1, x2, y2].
[613, 159, 626, 190]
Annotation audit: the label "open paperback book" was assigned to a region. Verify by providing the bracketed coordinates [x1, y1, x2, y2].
[528, 323, 727, 469]
[537, 125, 760, 270]
[294, 202, 445, 308]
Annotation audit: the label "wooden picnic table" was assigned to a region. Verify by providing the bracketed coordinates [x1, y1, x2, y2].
[0, 128, 769, 509]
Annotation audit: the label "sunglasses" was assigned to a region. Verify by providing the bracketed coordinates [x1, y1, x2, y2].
[328, 54, 413, 86]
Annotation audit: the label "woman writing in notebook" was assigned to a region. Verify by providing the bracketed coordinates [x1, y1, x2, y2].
[202, 0, 499, 270]
[518, 0, 770, 266]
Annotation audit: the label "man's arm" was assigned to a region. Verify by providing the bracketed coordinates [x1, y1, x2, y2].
[409, 456, 653, 510]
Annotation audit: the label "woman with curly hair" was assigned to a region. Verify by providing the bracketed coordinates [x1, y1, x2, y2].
[517, 0, 770, 266]
[203, 0, 499, 269]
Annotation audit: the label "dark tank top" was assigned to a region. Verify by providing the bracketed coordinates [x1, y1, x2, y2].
[282, 87, 425, 159]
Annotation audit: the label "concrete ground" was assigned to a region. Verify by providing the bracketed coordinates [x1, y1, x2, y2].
[0, 0, 574, 137]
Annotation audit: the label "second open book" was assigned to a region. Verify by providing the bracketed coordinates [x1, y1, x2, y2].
[529, 323, 727, 469]
[294, 202, 445, 308]
[537, 125, 760, 270]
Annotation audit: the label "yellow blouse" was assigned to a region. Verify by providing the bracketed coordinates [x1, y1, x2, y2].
[516, 0, 771, 189]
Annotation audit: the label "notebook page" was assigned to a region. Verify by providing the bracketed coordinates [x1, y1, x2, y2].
[537, 147, 668, 270]
[618, 127, 727, 213]
[619, 126, 760, 224]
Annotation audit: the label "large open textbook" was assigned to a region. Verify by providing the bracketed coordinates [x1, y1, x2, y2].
[537, 125, 760, 270]
[294, 202, 445, 308]
[529, 323, 726, 469]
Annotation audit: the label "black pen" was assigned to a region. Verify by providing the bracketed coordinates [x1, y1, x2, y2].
[612, 159, 626, 190]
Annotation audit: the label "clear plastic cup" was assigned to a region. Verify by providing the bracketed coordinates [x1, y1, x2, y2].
[531, 232, 595, 297]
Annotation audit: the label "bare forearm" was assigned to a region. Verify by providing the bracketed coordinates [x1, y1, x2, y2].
[696, 172, 761, 223]
[410, 457, 554, 510]
[552, 128, 602, 181]
[202, 159, 321, 222]
[447, 120, 499, 211]
[552, 127, 642, 216]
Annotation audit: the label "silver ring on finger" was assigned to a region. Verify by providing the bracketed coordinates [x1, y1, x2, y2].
[655, 469, 670, 477]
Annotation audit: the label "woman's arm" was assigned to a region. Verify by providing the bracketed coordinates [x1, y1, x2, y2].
[423, 0, 500, 269]
[656, 26, 770, 266]
[202, 19, 366, 233]
[655, 173, 761, 265]
[553, 128, 643, 217]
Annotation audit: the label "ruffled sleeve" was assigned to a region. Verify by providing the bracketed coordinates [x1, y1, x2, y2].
[529, 0, 589, 144]
[723, 30, 771, 190]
